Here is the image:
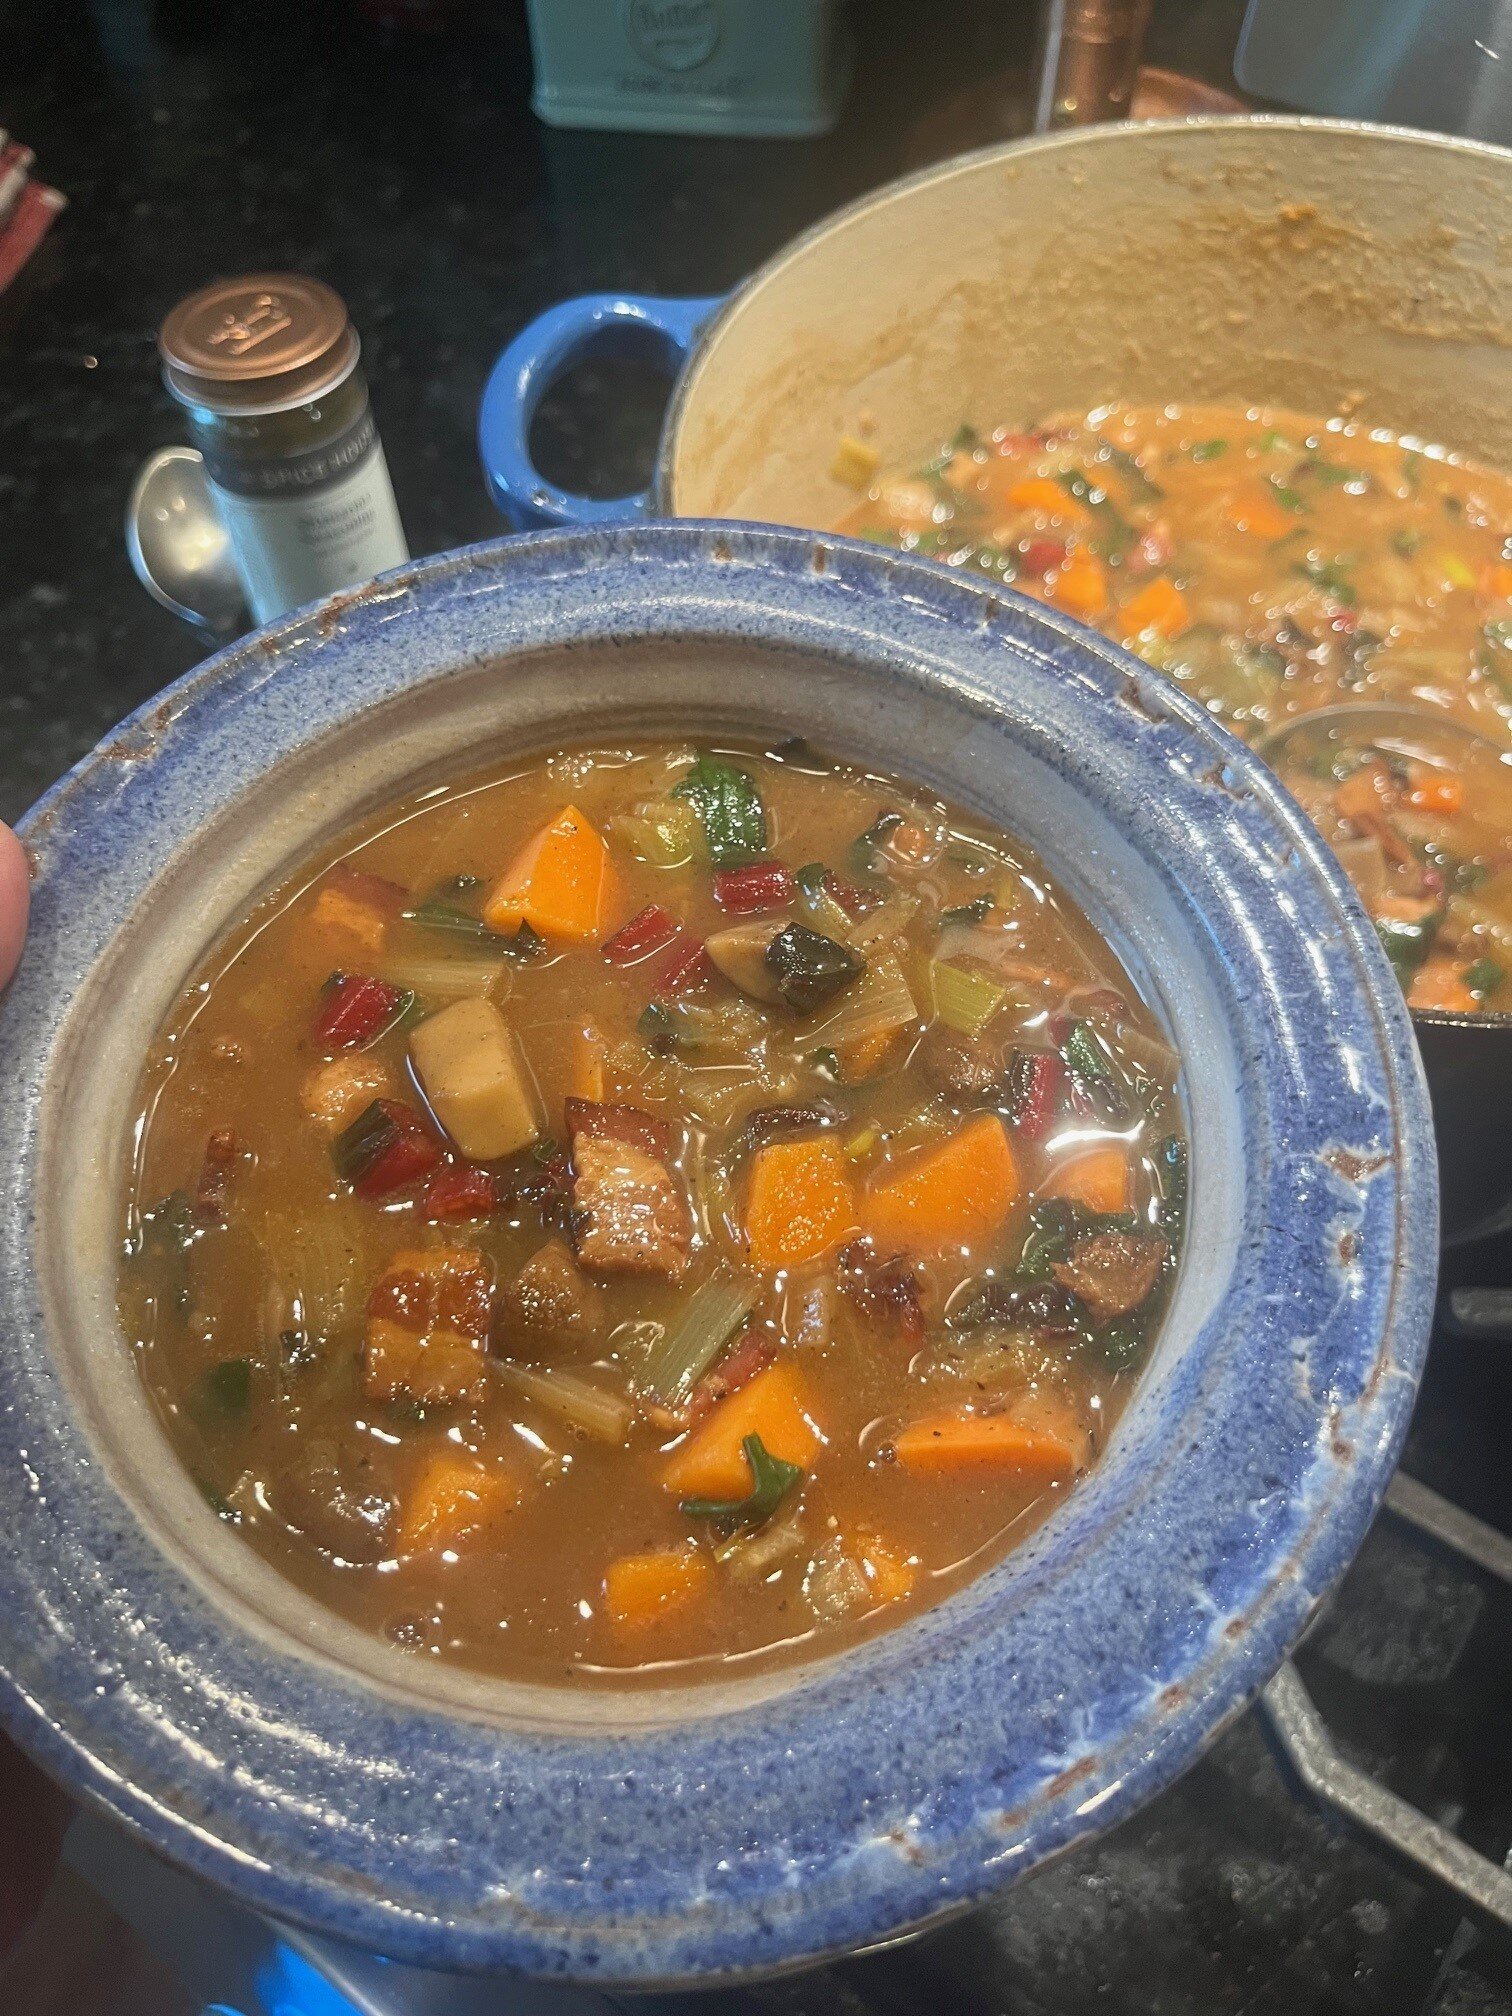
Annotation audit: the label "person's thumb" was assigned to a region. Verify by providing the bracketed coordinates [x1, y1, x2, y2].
[0, 826, 29, 991]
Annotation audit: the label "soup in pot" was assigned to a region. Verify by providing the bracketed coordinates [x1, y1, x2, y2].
[836, 405, 1512, 1014]
[119, 739, 1186, 1685]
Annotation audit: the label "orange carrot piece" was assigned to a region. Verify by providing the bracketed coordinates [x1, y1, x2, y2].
[745, 1139, 859, 1269]
[1043, 1144, 1131, 1215]
[483, 805, 618, 944]
[603, 1544, 711, 1629]
[861, 1113, 1019, 1256]
[1477, 561, 1512, 606]
[1010, 476, 1092, 526]
[1117, 576, 1189, 641]
[851, 1528, 919, 1604]
[662, 1357, 822, 1501]
[892, 1410, 1079, 1482]
[1222, 484, 1296, 540]
[1050, 550, 1109, 620]
[1407, 771, 1465, 817]
[397, 1452, 519, 1555]
[1407, 959, 1477, 1015]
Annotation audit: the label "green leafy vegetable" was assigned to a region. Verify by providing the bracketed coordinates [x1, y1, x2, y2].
[1190, 439, 1227, 462]
[1057, 471, 1132, 556]
[332, 1100, 399, 1183]
[809, 1046, 841, 1079]
[1300, 456, 1367, 488]
[1293, 556, 1357, 605]
[1375, 911, 1441, 980]
[941, 896, 994, 927]
[1266, 476, 1306, 513]
[1392, 527, 1422, 558]
[673, 754, 770, 867]
[401, 902, 540, 960]
[1015, 1199, 1080, 1281]
[1101, 440, 1163, 502]
[681, 1433, 804, 1528]
[1464, 956, 1505, 998]
[848, 808, 905, 876]
[1061, 1020, 1111, 1082]
[764, 923, 865, 1013]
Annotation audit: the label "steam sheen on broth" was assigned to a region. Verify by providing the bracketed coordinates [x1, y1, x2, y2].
[119, 739, 1186, 1686]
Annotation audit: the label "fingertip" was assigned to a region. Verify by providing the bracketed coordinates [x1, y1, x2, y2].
[0, 825, 30, 991]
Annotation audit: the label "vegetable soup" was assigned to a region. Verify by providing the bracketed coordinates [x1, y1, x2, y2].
[836, 405, 1512, 1014]
[119, 740, 1186, 1685]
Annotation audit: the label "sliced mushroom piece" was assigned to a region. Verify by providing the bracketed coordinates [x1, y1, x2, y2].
[705, 918, 789, 1003]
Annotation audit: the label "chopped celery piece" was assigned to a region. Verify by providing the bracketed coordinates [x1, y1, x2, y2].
[496, 1362, 631, 1444]
[928, 959, 1006, 1038]
[607, 799, 700, 868]
[639, 1271, 758, 1404]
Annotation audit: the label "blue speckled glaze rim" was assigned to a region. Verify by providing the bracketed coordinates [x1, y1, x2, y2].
[0, 523, 1436, 1982]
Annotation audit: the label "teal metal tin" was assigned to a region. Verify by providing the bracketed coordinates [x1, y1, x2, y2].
[525, 0, 851, 137]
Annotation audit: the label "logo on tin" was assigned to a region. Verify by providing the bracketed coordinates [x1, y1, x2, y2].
[622, 0, 721, 71]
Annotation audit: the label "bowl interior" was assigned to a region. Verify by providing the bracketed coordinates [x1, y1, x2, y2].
[41, 629, 1242, 1728]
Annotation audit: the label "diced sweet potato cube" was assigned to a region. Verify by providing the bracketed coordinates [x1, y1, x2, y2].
[851, 1528, 919, 1604]
[603, 1544, 710, 1629]
[572, 1136, 693, 1280]
[409, 997, 541, 1161]
[662, 1357, 822, 1500]
[397, 1451, 519, 1554]
[483, 805, 618, 945]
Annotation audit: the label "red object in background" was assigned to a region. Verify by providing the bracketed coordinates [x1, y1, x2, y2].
[0, 136, 64, 295]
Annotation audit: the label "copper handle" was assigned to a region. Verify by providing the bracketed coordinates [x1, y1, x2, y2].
[1034, 0, 1155, 130]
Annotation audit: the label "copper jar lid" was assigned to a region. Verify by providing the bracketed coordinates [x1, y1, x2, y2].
[159, 273, 360, 413]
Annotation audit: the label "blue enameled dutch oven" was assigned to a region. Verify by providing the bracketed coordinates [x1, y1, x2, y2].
[479, 115, 1512, 1248]
[1, 524, 1434, 1980]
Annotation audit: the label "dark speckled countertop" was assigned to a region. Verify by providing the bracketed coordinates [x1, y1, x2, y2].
[6, 7, 1512, 2015]
[0, 0, 1250, 823]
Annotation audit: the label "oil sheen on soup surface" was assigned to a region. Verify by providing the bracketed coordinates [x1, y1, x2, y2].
[120, 739, 1186, 1685]
[837, 405, 1512, 1015]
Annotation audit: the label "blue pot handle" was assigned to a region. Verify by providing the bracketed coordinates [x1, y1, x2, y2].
[478, 292, 722, 528]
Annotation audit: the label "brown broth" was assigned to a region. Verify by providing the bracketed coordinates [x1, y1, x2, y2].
[118, 740, 1186, 1686]
[838, 404, 1512, 1013]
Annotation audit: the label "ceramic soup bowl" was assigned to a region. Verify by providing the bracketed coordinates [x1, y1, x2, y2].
[0, 524, 1435, 1981]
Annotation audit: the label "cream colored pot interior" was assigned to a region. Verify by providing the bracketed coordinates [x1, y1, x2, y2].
[666, 120, 1512, 529]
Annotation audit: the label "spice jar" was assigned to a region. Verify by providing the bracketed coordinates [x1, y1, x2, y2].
[158, 274, 409, 625]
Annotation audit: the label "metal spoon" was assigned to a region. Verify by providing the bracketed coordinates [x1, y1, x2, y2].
[1258, 700, 1510, 766]
[126, 446, 247, 638]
